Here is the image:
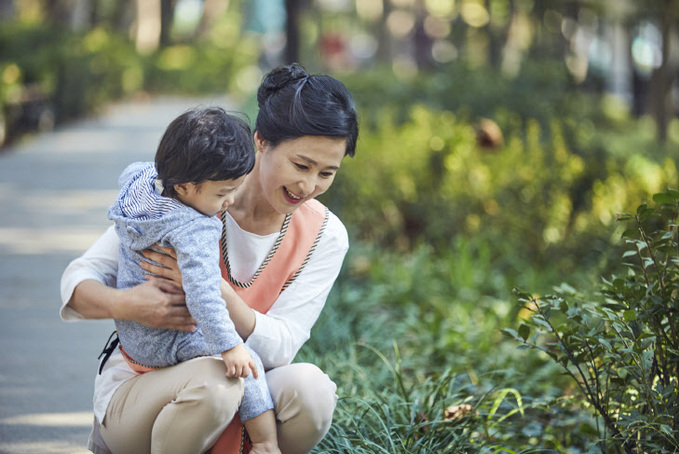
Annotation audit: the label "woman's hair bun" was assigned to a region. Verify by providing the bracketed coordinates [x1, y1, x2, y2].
[257, 63, 309, 106]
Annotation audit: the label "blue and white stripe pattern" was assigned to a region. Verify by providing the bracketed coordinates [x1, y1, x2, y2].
[117, 162, 183, 221]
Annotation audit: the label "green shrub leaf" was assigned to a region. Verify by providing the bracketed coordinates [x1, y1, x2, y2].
[652, 192, 677, 205]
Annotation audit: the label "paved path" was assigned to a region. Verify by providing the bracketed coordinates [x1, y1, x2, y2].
[0, 95, 233, 454]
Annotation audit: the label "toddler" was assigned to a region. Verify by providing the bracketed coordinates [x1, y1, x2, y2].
[107, 106, 280, 454]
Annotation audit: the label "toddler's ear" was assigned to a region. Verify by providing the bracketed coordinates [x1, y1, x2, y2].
[174, 183, 189, 195]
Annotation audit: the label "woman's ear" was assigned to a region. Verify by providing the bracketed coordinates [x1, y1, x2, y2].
[253, 131, 268, 152]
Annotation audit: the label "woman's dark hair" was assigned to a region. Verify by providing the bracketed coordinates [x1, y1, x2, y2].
[255, 63, 359, 157]
[155, 106, 255, 197]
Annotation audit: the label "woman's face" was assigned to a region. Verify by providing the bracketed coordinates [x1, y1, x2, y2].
[256, 133, 346, 215]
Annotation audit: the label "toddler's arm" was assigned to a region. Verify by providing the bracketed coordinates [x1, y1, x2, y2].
[221, 344, 258, 379]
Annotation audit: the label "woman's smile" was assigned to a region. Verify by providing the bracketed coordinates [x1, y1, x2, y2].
[283, 186, 304, 204]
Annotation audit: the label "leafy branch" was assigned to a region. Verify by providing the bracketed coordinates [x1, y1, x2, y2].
[504, 189, 679, 453]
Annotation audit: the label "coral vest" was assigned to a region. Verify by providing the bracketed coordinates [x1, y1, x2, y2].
[211, 199, 328, 454]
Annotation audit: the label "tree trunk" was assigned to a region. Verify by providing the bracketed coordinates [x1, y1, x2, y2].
[111, 0, 135, 33]
[0, 0, 14, 21]
[45, 0, 69, 27]
[376, 0, 393, 64]
[484, 0, 502, 69]
[159, 0, 176, 47]
[44, 0, 91, 30]
[284, 0, 301, 64]
[135, 0, 162, 54]
[648, 0, 675, 143]
[195, 0, 230, 39]
[604, 5, 633, 104]
[88, 0, 98, 27]
[499, 0, 518, 75]
[413, 0, 435, 70]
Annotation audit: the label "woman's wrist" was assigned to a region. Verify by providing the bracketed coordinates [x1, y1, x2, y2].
[110, 286, 132, 320]
[220, 279, 238, 301]
[69, 279, 120, 320]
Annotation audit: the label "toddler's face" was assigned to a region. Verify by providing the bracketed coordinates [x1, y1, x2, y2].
[178, 175, 246, 217]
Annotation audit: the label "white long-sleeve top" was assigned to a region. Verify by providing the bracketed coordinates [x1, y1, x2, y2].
[60, 209, 349, 422]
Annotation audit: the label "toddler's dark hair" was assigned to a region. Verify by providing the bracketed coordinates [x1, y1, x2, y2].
[256, 63, 358, 157]
[155, 106, 255, 197]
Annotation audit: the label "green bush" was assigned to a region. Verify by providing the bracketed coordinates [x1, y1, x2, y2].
[302, 238, 607, 451]
[53, 28, 142, 120]
[343, 61, 574, 133]
[324, 104, 676, 278]
[307, 232, 569, 445]
[505, 190, 679, 453]
[306, 191, 679, 451]
[0, 23, 141, 140]
[314, 344, 484, 453]
[331, 60, 678, 280]
[142, 41, 258, 96]
[0, 23, 259, 145]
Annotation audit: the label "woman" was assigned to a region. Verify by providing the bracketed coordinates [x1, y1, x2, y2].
[60, 63, 358, 454]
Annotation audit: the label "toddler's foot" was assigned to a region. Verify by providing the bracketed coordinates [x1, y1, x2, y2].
[249, 440, 281, 454]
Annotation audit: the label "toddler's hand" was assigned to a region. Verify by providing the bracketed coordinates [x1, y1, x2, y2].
[221, 344, 258, 379]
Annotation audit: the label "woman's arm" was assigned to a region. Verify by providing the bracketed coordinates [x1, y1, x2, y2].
[71, 278, 194, 331]
[140, 244, 255, 338]
[220, 280, 257, 340]
[140, 212, 349, 368]
[60, 226, 120, 320]
[61, 225, 195, 331]
[247, 222, 347, 368]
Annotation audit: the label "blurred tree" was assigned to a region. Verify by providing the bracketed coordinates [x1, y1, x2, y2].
[0, 0, 14, 20]
[159, 0, 177, 46]
[376, 0, 393, 64]
[528, 0, 568, 62]
[95, 0, 135, 34]
[6, 0, 677, 146]
[413, 0, 435, 70]
[45, 0, 91, 30]
[45, 0, 69, 26]
[135, 0, 161, 53]
[483, 0, 507, 70]
[195, 0, 230, 39]
[646, 0, 678, 143]
[284, 0, 302, 63]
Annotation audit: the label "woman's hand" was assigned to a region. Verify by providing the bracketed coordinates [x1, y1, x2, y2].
[141, 245, 183, 289]
[117, 277, 196, 331]
[140, 244, 256, 339]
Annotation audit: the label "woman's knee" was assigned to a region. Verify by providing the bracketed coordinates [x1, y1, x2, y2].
[269, 363, 338, 427]
[268, 364, 337, 453]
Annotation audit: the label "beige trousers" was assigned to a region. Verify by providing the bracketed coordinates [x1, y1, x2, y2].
[93, 358, 338, 454]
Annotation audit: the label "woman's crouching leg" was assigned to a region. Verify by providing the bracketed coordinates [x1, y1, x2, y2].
[266, 363, 338, 454]
[100, 356, 244, 454]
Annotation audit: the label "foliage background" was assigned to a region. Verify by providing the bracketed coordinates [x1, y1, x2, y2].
[2, 0, 679, 451]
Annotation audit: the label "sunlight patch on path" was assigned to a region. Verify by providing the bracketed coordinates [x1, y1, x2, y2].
[0, 412, 93, 453]
[0, 411, 93, 427]
[0, 441, 91, 454]
[0, 227, 108, 254]
[0, 186, 119, 216]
